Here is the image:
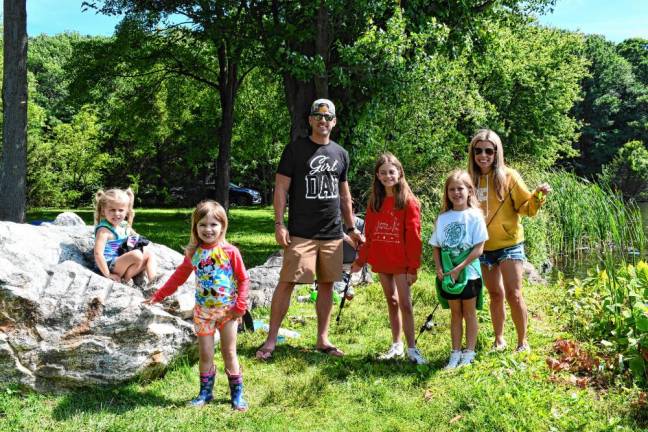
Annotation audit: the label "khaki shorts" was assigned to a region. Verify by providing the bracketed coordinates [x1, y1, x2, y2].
[280, 236, 343, 284]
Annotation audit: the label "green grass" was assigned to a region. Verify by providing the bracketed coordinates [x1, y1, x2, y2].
[26, 206, 276, 267]
[3, 207, 644, 431]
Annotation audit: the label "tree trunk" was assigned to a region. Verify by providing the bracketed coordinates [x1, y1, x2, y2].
[283, 74, 316, 142]
[214, 44, 238, 210]
[314, 0, 329, 98]
[0, 0, 28, 222]
[283, 1, 330, 143]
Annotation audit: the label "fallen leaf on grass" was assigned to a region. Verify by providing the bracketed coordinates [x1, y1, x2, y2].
[550, 339, 600, 376]
[546, 357, 566, 371]
[449, 415, 462, 424]
[575, 377, 590, 388]
[424, 389, 434, 402]
[554, 339, 578, 356]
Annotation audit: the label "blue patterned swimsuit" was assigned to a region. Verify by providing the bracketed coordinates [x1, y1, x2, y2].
[94, 219, 129, 269]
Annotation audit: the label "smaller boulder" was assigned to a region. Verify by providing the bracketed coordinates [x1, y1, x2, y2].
[52, 212, 86, 227]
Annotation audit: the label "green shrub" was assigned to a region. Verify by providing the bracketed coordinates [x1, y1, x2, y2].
[561, 260, 648, 385]
[600, 140, 648, 201]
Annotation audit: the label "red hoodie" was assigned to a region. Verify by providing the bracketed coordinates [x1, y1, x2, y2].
[354, 196, 421, 274]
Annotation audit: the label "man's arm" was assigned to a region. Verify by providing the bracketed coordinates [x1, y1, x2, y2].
[339, 181, 364, 244]
[274, 173, 292, 247]
[339, 181, 355, 228]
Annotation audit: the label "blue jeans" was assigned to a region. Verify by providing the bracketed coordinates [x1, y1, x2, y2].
[480, 243, 526, 268]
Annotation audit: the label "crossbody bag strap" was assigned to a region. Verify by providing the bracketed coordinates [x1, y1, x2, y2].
[485, 179, 518, 229]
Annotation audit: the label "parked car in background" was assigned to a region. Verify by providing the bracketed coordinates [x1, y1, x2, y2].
[165, 183, 262, 207]
[228, 183, 262, 206]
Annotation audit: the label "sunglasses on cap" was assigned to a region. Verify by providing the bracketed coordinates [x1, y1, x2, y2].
[473, 147, 496, 156]
[311, 113, 335, 122]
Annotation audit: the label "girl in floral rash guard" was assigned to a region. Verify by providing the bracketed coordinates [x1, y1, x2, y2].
[145, 200, 249, 411]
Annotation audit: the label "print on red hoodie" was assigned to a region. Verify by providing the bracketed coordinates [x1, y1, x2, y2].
[355, 196, 422, 275]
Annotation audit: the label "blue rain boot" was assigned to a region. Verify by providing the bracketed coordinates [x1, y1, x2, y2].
[189, 369, 215, 407]
[227, 370, 248, 412]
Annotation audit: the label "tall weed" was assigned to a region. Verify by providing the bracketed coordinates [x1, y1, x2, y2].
[541, 171, 645, 260]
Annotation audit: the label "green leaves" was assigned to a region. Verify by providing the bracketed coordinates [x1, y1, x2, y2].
[634, 302, 648, 332]
[568, 35, 648, 178]
[564, 261, 648, 385]
[600, 140, 648, 201]
[27, 106, 111, 206]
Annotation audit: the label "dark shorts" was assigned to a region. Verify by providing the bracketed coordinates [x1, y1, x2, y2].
[93, 258, 117, 275]
[479, 243, 526, 267]
[440, 278, 482, 301]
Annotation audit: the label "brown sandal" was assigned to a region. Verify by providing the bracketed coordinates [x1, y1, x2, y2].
[316, 346, 344, 357]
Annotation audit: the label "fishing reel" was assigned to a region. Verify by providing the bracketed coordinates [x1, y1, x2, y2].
[415, 304, 440, 343]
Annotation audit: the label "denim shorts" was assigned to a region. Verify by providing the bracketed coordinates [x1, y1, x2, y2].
[480, 243, 526, 267]
[93, 258, 117, 275]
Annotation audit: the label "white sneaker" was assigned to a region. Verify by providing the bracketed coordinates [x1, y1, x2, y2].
[491, 341, 508, 352]
[407, 347, 428, 365]
[445, 350, 462, 369]
[515, 343, 531, 353]
[378, 342, 404, 360]
[458, 350, 476, 366]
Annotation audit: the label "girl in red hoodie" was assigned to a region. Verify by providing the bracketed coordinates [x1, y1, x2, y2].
[351, 152, 426, 365]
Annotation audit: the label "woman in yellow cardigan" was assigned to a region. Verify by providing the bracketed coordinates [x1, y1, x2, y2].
[467, 129, 551, 352]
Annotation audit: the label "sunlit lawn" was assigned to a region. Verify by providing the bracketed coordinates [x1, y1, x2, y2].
[1, 207, 644, 431]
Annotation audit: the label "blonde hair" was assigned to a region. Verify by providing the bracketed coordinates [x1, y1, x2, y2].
[440, 169, 480, 213]
[186, 200, 228, 257]
[94, 188, 135, 226]
[467, 129, 507, 201]
[367, 152, 418, 212]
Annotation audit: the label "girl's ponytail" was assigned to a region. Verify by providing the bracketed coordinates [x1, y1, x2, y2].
[125, 188, 136, 227]
[94, 189, 105, 224]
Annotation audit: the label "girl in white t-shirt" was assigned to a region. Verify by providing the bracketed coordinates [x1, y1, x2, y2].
[430, 170, 488, 369]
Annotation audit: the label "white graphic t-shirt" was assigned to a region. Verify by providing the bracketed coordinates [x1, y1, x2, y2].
[429, 208, 488, 280]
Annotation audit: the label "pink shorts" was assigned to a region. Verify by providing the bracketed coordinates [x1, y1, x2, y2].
[193, 305, 234, 336]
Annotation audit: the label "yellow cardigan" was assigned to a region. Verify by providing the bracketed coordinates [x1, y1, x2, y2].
[476, 167, 544, 251]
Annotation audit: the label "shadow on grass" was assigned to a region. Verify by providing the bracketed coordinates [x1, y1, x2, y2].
[629, 403, 648, 429]
[238, 340, 444, 385]
[50, 384, 180, 420]
[49, 352, 201, 420]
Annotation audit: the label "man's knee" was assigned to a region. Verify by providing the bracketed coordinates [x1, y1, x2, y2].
[274, 281, 296, 297]
[316, 282, 333, 293]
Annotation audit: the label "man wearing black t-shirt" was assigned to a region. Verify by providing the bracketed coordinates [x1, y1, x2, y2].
[256, 99, 364, 360]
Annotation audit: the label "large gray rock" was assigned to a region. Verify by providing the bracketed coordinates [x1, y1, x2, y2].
[0, 219, 198, 392]
[0, 214, 373, 392]
[246, 251, 283, 308]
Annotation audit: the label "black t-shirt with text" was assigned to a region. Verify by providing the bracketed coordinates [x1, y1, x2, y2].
[277, 137, 349, 239]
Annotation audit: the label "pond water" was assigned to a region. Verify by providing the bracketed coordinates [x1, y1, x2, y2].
[551, 201, 648, 279]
